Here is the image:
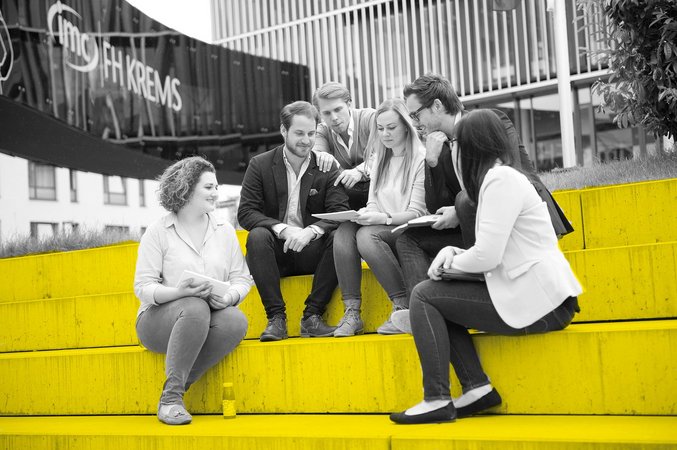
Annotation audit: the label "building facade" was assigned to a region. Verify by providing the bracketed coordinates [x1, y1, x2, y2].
[0, 152, 241, 241]
[211, 0, 662, 170]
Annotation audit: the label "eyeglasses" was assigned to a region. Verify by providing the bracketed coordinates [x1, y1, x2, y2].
[409, 102, 432, 122]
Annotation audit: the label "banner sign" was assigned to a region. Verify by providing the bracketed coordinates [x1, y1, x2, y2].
[0, 0, 309, 181]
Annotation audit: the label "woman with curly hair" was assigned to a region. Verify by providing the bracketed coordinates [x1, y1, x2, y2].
[134, 156, 251, 425]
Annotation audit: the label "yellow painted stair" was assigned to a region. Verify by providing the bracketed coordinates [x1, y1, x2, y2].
[1, 179, 676, 449]
[1, 241, 675, 352]
[553, 178, 677, 251]
[0, 415, 675, 450]
[1, 321, 675, 416]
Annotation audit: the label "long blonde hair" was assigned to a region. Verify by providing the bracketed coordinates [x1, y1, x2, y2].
[368, 98, 423, 195]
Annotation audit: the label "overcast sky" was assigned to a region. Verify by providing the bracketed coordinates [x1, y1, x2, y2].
[125, 0, 214, 43]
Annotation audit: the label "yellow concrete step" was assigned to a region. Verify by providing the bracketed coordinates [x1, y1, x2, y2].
[2, 242, 675, 352]
[554, 178, 677, 251]
[1, 321, 674, 416]
[0, 243, 137, 303]
[0, 415, 675, 450]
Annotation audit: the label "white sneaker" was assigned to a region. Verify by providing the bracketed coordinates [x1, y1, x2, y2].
[390, 309, 412, 334]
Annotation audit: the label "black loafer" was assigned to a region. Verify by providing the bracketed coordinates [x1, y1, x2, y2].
[390, 402, 456, 425]
[456, 388, 502, 418]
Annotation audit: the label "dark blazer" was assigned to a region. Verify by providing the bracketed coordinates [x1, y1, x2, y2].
[237, 145, 350, 233]
[424, 108, 573, 236]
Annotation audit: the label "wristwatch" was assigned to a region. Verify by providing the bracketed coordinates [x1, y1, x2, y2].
[385, 212, 393, 225]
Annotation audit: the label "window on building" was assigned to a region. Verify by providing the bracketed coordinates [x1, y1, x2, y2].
[30, 222, 58, 238]
[103, 176, 127, 205]
[62, 222, 79, 234]
[104, 225, 130, 235]
[140, 226, 147, 235]
[139, 179, 146, 207]
[69, 169, 78, 202]
[28, 162, 57, 200]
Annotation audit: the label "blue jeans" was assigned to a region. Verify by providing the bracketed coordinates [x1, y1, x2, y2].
[409, 279, 578, 401]
[334, 221, 407, 309]
[396, 190, 477, 302]
[136, 298, 248, 406]
[246, 227, 339, 319]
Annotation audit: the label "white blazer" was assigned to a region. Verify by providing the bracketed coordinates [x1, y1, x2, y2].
[452, 165, 583, 328]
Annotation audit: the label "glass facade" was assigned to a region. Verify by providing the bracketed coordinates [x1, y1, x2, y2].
[211, 0, 664, 170]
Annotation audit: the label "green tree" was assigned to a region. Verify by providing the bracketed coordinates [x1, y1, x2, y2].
[578, 0, 677, 139]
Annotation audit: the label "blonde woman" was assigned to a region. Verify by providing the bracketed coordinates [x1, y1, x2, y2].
[333, 98, 427, 337]
[134, 156, 251, 425]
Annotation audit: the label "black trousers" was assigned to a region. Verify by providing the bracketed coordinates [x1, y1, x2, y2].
[245, 227, 338, 319]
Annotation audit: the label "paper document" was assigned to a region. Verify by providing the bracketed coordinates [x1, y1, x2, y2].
[178, 270, 231, 298]
[391, 214, 441, 233]
[312, 210, 360, 222]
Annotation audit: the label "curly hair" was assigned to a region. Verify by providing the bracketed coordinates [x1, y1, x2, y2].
[157, 156, 215, 213]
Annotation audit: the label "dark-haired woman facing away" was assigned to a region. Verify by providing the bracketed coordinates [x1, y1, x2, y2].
[134, 156, 251, 425]
[390, 110, 582, 424]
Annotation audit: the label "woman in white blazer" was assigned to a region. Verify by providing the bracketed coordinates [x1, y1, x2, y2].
[390, 110, 583, 425]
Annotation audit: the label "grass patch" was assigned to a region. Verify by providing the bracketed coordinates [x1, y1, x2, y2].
[540, 150, 677, 191]
[0, 228, 140, 259]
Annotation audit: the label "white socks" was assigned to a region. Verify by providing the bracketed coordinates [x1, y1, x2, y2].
[405, 399, 451, 415]
[453, 384, 493, 408]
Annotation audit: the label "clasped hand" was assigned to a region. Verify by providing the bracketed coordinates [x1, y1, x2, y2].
[424, 131, 448, 167]
[427, 246, 461, 280]
[280, 226, 315, 253]
[177, 278, 236, 309]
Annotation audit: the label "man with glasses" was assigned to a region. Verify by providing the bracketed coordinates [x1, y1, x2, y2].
[397, 73, 572, 303]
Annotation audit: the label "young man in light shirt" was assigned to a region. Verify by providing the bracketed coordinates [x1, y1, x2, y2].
[312, 82, 377, 210]
[237, 101, 350, 342]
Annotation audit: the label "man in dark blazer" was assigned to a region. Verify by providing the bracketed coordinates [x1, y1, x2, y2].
[238, 101, 350, 342]
[397, 73, 573, 300]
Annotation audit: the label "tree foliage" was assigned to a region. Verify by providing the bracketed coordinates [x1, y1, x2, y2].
[578, 0, 677, 139]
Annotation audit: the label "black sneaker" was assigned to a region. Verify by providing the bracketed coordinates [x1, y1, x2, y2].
[260, 314, 288, 342]
[300, 314, 336, 337]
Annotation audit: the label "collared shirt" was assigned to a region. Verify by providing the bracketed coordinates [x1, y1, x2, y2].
[330, 110, 356, 165]
[271, 148, 324, 238]
[134, 212, 253, 317]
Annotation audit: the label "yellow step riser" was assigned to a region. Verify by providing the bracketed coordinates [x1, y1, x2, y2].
[1, 322, 675, 415]
[0, 243, 138, 303]
[1, 415, 676, 450]
[2, 243, 675, 352]
[578, 179, 677, 249]
[555, 179, 677, 251]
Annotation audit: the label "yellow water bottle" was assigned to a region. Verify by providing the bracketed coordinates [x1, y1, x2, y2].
[222, 382, 236, 419]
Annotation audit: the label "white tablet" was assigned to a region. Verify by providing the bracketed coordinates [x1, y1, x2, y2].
[178, 270, 231, 298]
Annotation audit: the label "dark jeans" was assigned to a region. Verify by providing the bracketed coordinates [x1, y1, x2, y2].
[245, 227, 338, 319]
[409, 279, 578, 401]
[345, 181, 370, 210]
[396, 191, 476, 302]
